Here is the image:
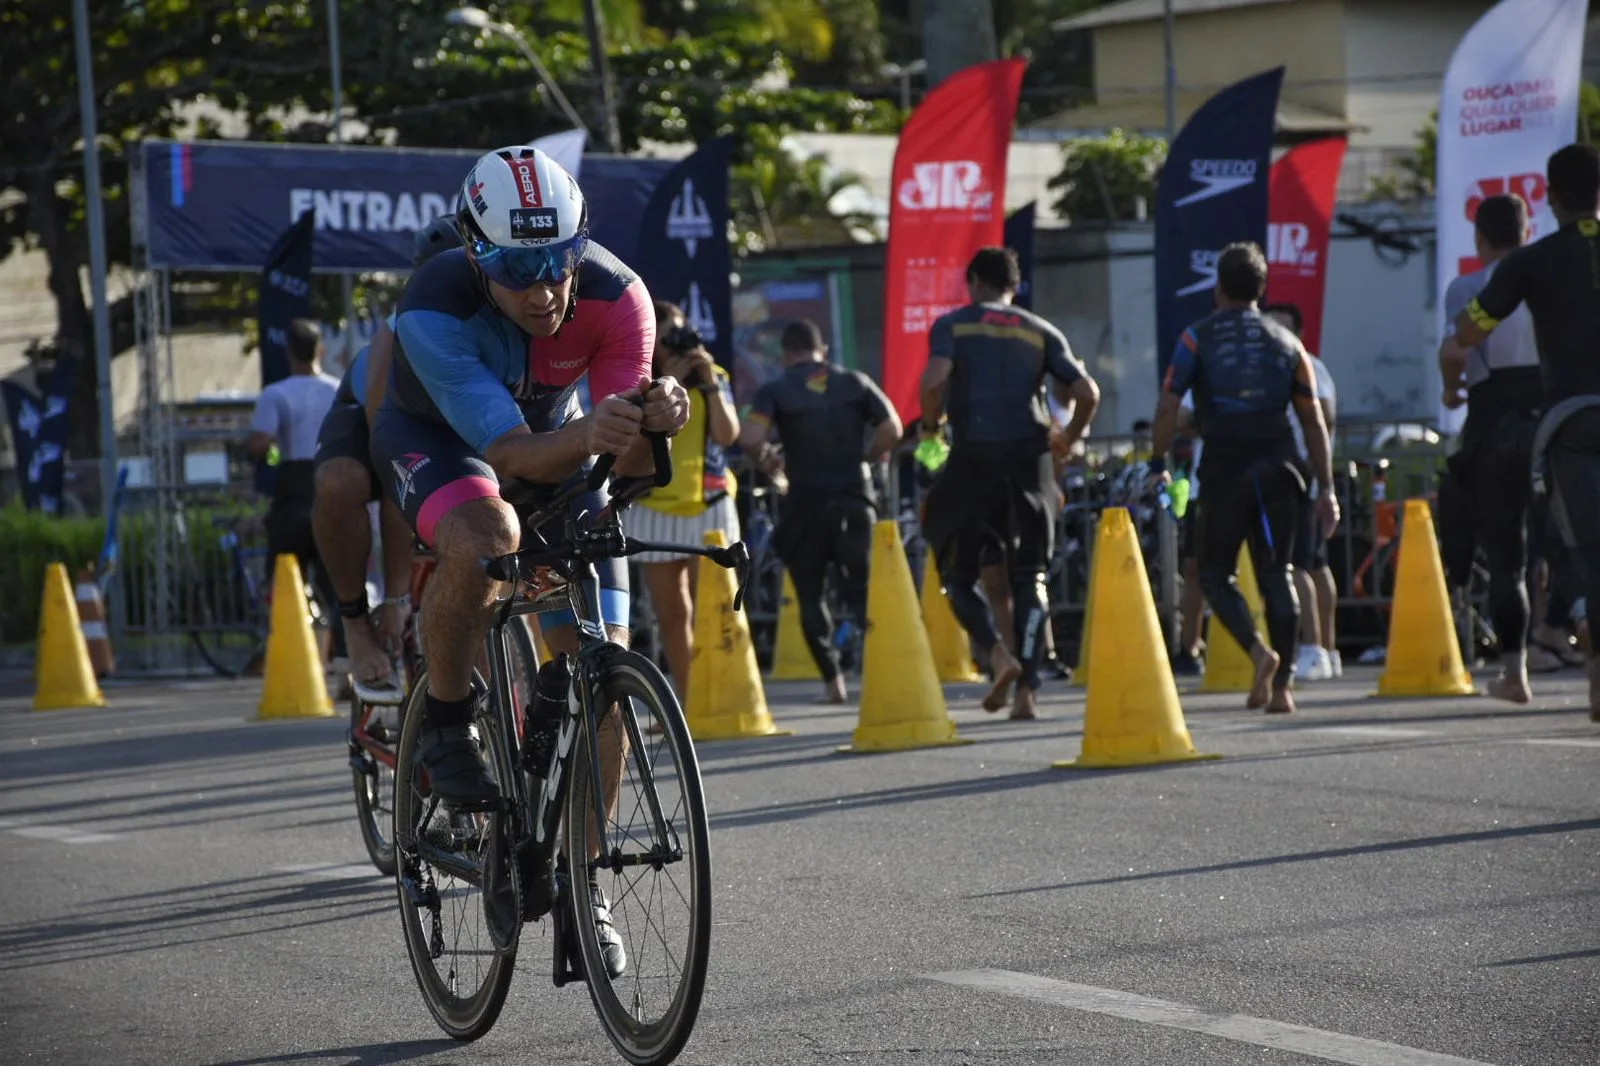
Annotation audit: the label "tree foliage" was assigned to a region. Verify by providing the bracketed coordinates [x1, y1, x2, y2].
[2, 0, 906, 466]
[1047, 128, 1168, 224]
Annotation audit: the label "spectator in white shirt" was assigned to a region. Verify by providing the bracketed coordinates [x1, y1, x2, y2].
[1265, 302, 1341, 681]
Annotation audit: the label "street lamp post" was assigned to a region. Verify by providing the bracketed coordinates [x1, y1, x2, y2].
[328, 0, 355, 369]
[70, 0, 117, 524]
[579, 0, 622, 153]
[1163, 0, 1177, 139]
[447, 7, 594, 143]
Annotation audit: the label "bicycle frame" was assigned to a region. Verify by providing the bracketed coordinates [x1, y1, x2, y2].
[403, 435, 749, 984]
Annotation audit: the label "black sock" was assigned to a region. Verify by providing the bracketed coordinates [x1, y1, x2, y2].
[424, 691, 477, 730]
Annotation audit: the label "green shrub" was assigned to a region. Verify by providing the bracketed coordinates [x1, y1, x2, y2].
[0, 498, 266, 644]
[0, 504, 105, 644]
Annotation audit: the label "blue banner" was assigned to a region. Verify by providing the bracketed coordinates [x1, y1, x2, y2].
[2, 358, 77, 513]
[140, 139, 672, 272]
[1004, 201, 1036, 311]
[258, 212, 315, 387]
[632, 136, 735, 375]
[1154, 67, 1284, 384]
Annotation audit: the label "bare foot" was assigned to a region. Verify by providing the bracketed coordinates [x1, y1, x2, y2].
[983, 645, 1023, 712]
[1009, 685, 1038, 720]
[1486, 672, 1532, 705]
[1247, 642, 1280, 711]
[345, 618, 391, 682]
[1265, 686, 1295, 714]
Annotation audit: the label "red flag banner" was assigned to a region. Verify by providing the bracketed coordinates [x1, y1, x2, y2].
[1266, 136, 1346, 357]
[881, 57, 1028, 423]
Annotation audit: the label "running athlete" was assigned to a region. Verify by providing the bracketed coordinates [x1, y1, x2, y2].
[312, 217, 462, 701]
[919, 246, 1100, 721]
[738, 319, 902, 704]
[1436, 194, 1542, 706]
[374, 146, 688, 980]
[1150, 242, 1338, 715]
[1454, 143, 1600, 720]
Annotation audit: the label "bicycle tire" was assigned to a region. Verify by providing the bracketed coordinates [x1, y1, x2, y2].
[563, 648, 712, 1066]
[349, 688, 398, 877]
[393, 667, 516, 1042]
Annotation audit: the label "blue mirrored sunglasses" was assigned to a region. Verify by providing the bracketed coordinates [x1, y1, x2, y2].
[468, 234, 588, 291]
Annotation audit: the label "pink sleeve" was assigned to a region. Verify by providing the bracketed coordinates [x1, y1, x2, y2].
[588, 279, 655, 402]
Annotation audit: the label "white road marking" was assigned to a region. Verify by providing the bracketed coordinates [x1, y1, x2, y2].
[278, 863, 386, 881]
[1302, 726, 1435, 739]
[1518, 737, 1600, 749]
[925, 969, 1499, 1066]
[5, 823, 120, 844]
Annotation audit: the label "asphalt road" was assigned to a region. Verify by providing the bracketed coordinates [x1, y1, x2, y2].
[0, 666, 1595, 1066]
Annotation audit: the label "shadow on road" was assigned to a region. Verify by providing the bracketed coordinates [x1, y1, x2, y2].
[0, 872, 390, 972]
[201, 1039, 458, 1065]
[710, 762, 1202, 830]
[1481, 946, 1600, 967]
[968, 816, 1600, 899]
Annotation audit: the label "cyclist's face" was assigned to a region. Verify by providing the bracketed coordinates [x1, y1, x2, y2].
[489, 274, 574, 337]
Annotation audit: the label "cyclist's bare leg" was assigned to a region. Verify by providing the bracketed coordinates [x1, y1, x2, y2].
[313, 458, 388, 686]
[537, 620, 631, 858]
[422, 498, 519, 702]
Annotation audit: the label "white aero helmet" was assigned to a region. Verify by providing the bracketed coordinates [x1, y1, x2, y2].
[456, 144, 589, 289]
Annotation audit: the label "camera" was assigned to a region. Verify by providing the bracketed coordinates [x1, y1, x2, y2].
[660, 324, 704, 354]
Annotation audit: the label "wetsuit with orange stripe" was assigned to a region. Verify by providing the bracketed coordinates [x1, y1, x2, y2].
[1165, 307, 1316, 690]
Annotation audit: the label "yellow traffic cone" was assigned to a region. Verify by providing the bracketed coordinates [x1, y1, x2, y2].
[767, 570, 820, 680]
[1376, 499, 1477, 697]
[1200, 544, 1267, 693]
[1054, 508, 1218, 769]
[1069, 513, 1108, 689]
[839, 520, 972, 753]
[257, 554, 334, 719]
[34, 562, 106, 711]
[922, 556, 982, 683]
[686, 530, 793, 740]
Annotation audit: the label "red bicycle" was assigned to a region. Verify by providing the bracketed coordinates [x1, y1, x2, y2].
[349, 546, 546, 875]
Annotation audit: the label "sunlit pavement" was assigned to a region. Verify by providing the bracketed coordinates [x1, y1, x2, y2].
[0, 666, 1594, 1066]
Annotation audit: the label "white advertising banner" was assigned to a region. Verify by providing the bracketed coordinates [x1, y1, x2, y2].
[1434, 0, 1586, 433]
[533, 128, 588, 181]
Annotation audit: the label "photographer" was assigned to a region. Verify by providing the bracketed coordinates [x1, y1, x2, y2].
[631, 299, 742, 701]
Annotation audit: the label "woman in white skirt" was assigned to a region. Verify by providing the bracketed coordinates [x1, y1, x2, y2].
[634, 299, 742, 700]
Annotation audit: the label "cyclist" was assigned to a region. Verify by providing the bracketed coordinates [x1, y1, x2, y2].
[1453, 143, 1600, 720]
[313, 217, 463, 701]
[371, 145, 691, 976]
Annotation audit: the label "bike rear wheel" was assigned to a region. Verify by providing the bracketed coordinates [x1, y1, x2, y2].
[563, 648, 712, 1066]
[392, 667, 516, 1042]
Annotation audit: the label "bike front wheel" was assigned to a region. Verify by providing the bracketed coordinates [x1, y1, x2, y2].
[563, 648, 712, 1066]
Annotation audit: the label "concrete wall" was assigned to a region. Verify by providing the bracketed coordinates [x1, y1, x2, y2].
[1092, 0, 1350, 120]
[1342, 0, 1495, 150]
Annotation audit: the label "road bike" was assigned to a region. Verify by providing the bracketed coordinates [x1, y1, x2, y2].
[392, 432, 747, 1065]
[185, 513, 330, 678]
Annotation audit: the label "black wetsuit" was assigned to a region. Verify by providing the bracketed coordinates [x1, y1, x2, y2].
[920, 300, 1088, 691]
[1163, 308, 1317, 690]
[1466, 217, 1600, 627]
[747, 361, 896, 683]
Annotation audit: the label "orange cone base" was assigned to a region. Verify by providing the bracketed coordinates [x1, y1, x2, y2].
[692, 717, 795, 742]
[1055, 748, 1221, 770]
[1373, 672, 1477, 699]
[838, 716, 975, 754]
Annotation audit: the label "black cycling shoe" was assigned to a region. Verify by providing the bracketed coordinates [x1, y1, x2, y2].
[590, 879, 628, 980]
[415, 725, 500, 809]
